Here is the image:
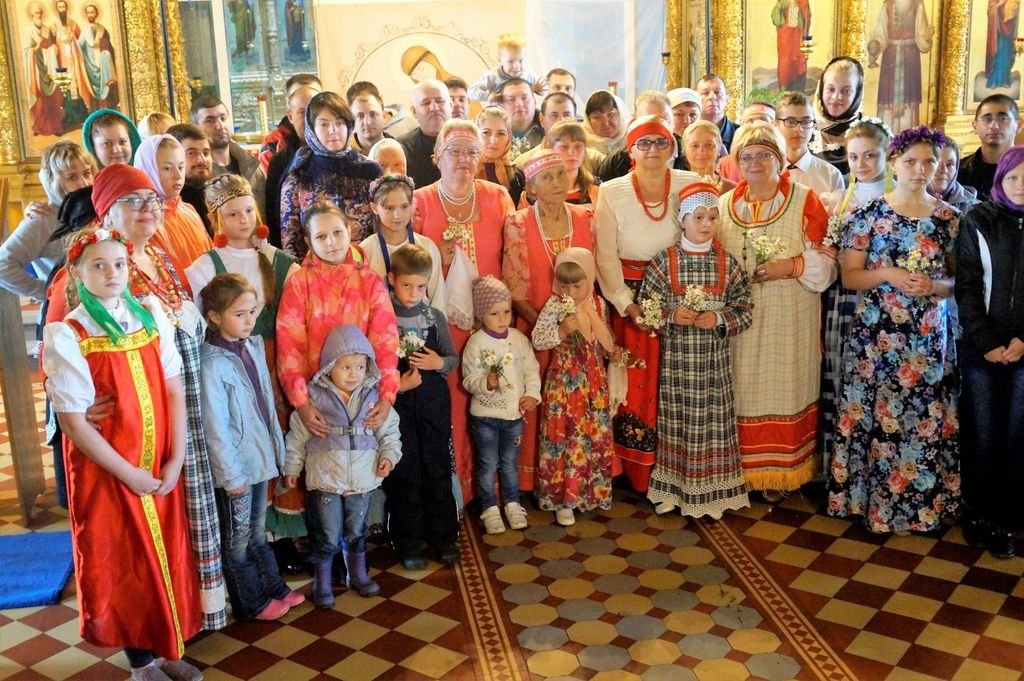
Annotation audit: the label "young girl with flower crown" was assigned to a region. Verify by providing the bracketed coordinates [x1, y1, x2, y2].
[43, 227, 204, 681]
[531, 247, 616, 526]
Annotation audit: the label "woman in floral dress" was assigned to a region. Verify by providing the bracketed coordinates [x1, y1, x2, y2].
[531, 248, 615, 526]
[827, 126, 960, 534]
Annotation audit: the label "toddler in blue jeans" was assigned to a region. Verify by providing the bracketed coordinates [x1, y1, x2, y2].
[283, 324, 402, 606]
[463, 276, 541, 534]
[199, 273, 306, 621]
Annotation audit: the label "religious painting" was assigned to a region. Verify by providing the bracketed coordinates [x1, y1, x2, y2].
[744, 1, 837, 104]
[684, 0, 708, 88]
[968, 0, 1022, 102]
[223, 0, 263, 72]
[2, 0, 128, 157]
[862, 0, 941, 131]
[279, 0, 314, 65]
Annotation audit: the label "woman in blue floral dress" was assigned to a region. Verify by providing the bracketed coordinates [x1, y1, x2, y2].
[827, 126, 960, 534]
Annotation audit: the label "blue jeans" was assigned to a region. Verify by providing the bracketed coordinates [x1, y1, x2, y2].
[308, 489, 372, 561]
[215, 480, 289, 619]
[471, 416, 523, 508]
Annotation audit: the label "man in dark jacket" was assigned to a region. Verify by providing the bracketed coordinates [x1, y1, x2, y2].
[960, 95, 1022, 201]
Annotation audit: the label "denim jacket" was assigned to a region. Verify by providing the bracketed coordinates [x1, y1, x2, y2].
[200, 335, 286, 490]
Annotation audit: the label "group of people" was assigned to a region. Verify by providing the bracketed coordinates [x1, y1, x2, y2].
[2, 31, 1024, 679]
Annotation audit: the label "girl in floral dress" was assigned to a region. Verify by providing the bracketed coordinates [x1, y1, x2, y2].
[641, 183, 753, 520]
[827, 126, 960, 534]
[532, 247, 615, 526]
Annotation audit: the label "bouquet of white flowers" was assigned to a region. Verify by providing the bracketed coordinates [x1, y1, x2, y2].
[554, 294, 576, 319]
[750, 234, 787, 265]
[682, 286, 711, 312]
[896, 248, 928, 273]
[442, 221, 473, 245]
[397, 331, 426, 359]
[480, 349, 515, 390]
[638, 293, 666, 336]
[822, 215, 845, 249]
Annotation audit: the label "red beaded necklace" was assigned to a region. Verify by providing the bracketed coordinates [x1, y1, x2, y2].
[631, 169, 670, 222]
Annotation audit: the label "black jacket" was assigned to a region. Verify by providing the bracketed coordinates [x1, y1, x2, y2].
[958, 149, 998, 202]
[956, 200, 1024, 353]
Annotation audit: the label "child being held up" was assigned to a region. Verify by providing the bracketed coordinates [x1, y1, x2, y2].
[468, 33, 546, 101]
[283, 324, 402, 606]
[463, 276, 541, 534]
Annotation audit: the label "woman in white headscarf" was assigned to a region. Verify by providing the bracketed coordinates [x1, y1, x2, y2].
[582, 90, 629, 156]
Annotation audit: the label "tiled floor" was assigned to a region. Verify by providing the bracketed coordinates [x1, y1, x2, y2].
[2, 363, 1024, 680]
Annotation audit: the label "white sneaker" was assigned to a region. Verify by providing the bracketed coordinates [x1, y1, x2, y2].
[480, 505, 506, 534]
[654, 501, 678, 515]
[555, 508, 575, 526]
[505, 502, 528, 530]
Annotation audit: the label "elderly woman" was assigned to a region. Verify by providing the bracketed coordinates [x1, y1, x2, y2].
[930, 138, 980, 215]
[718, 122, 836, 501]
[413, 119, 515, 504]
[811, 56, 865, 176]
[503, 151, 595, 489]
[133, 134, 212, 273]
[280, 91, 382, 260]
[87, 163, 227, 630]
[594, 115, 699, 493]
[476, 106, 525, 206]
[683, 120, 737, 194]
[583, 90, 628, 156]
[0, 141, 95, 301]
[369, 138, 408, 175]
[545, 120, 601, 205]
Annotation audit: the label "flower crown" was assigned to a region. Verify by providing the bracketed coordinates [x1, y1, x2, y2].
[850, 116, 894, 141]
[67, 228, 133, 264]
[888, 125, 950, 157]
[368, 173, 416, 198]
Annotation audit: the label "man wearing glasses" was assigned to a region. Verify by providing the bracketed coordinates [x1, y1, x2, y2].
[775, 91, 844, 198]
[960, 94, 1023, 200]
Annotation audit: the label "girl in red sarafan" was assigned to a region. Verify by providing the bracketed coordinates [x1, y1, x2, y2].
[43, 227, 203, 681]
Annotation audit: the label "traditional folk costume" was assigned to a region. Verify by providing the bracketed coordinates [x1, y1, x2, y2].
[718, 173, 836, 491]
[502, 153, 595, 490]
[532, 248, 615, 514]
[828, 196, 960, 533]
[641, 184, 753, 518]
[44, 236, 201, 659]
[594, 116, 699, 492]
[413, 174, 515, 504]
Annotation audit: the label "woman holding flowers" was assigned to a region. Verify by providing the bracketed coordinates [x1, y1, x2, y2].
[594, 115, 699, 493]
[718, 122, 836, 501]
[827, 126, 960, 535]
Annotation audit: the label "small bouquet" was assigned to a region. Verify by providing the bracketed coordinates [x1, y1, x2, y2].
[750, 234, 787, 265]
[612, 347, 646, 369]
[442, 221, 473, 245]
[638, 293, 666, 336]
[554, 294, 576, 319]
[682, 286, 711, 312]
[822, 214, 845, 249]
[896, 248, 928, 273]
[480, 348, 515, 390]
[397, 331, 426, 359]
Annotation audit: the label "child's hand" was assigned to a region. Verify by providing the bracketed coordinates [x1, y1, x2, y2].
[376, 458, 393, 478]
[298, 403, 332, 437]
[673, 307, 698, 326]
[694, 312, 717, 330]
[364, 400, 392, 428]
[226, 483, 249, 497]
[400, 368, 423, 392]
[410, 347, 444, 371]
[519, 396, 538, 413]
[284, 475, 299, 489]
[84, 394, 115, 431]
[155, 461, 183, 496]
[486, 371, 499, 392]
[611, 346, 623, 363]
[533, 78, 548, 94]
[559, 314, 580, 339]
[123, 467, 162, 496]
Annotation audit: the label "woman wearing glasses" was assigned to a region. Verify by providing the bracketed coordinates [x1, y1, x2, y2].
[413, 119, 516, 504]
[718, 122, 836, 503]
[279, 91, 383, 261]
[594, 115, 700, 494]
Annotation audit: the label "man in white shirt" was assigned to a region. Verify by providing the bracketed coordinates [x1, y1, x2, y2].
[775, 91, 844, 197]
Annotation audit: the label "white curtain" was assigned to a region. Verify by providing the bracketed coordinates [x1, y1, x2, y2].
[525, 0, 666, 110]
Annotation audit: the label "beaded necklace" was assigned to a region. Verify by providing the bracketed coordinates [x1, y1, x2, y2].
[131, 246, 186, 323]
[533, 201, 573, 269]
[631, 169, 671, 221]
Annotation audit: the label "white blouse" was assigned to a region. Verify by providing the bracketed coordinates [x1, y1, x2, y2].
[185, 244, 298, 317]
[44, 296, 182, 413]
[358, 232, 448, 315]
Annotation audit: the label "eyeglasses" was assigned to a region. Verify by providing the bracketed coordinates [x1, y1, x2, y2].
[738, 151, 776, 165]
[445, 147, 481, 159]
[780, 117, 815, 130]
[634, 138, 672, 151]
[978, 113, 1014, 126]
[114, 196, 164, 211]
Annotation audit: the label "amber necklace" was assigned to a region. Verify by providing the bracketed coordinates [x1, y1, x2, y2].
[631, 169, 670, 221]
[131, 246, 185, 320]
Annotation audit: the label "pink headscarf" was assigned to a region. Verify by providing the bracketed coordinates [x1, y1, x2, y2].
[132, 134, 180, 198]
[553, 247, 616, 353]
